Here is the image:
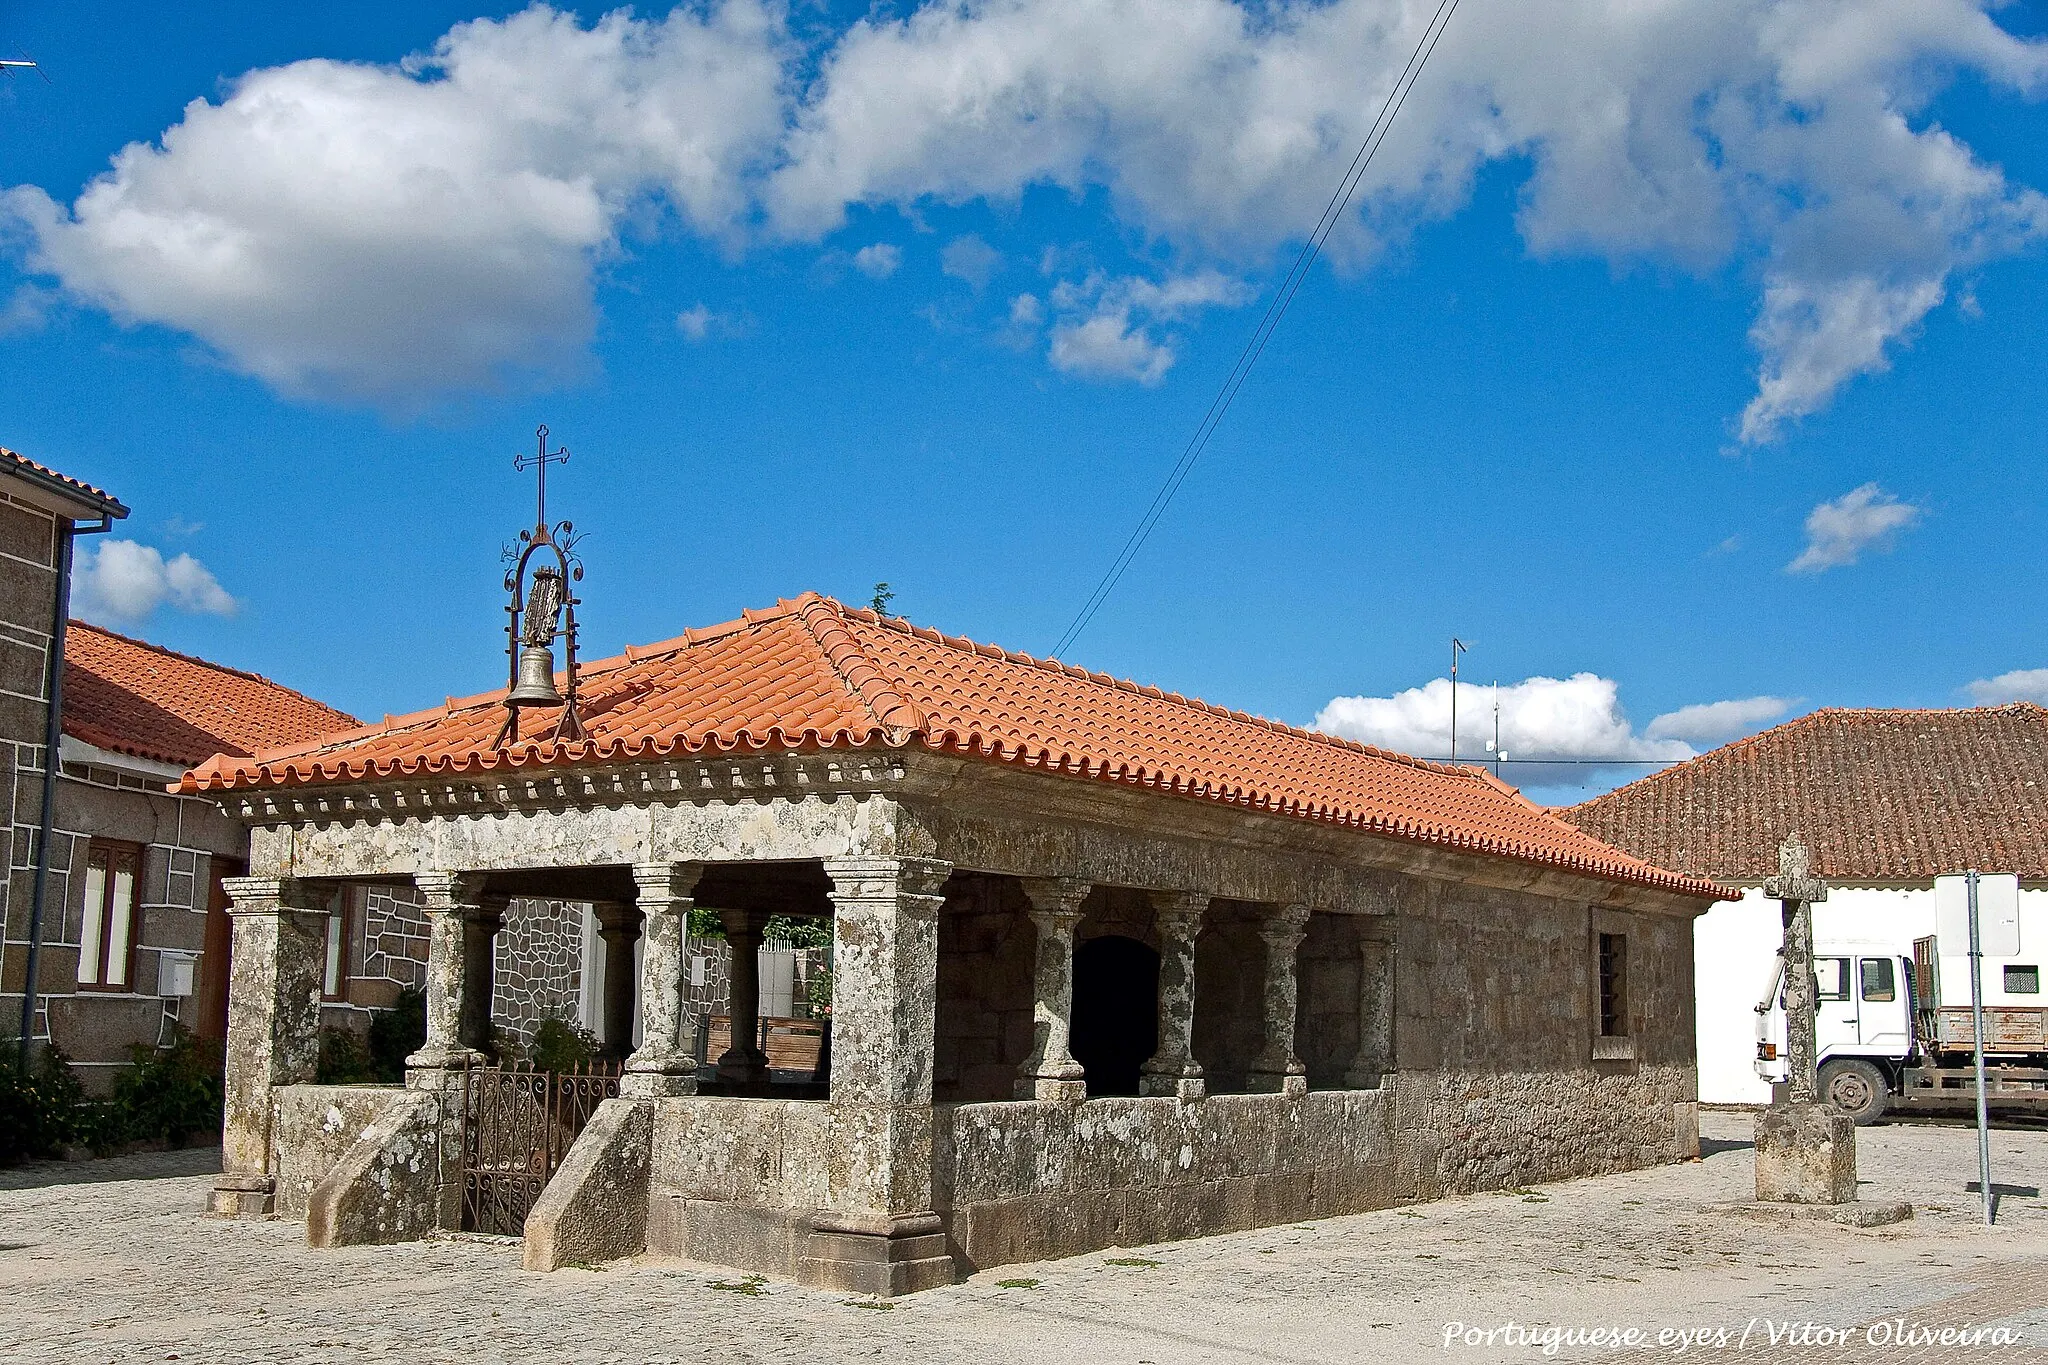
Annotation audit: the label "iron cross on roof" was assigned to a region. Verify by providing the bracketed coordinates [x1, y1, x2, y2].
[515, 424, 569, 531]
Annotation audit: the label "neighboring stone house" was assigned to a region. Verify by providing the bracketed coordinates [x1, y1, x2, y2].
[37, 620, 359, 1082]
[1564, 704, 2048, 1105]
[185, 592, 1722, 1293]
[2, 449, 129, 1071]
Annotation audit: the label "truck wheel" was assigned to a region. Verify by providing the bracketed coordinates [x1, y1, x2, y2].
[1819, 1060, 1890, 1125]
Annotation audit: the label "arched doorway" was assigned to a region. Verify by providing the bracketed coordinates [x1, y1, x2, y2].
[1070, 935, 1159, 1096]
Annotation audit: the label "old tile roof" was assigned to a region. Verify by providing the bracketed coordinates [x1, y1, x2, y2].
[1, 447, 129, 518]
[1563, 704, 2048, 885]
[64, 622, 359, 769]
[178, 595, 1717, 899]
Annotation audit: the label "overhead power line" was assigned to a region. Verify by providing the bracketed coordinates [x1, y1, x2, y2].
[1049, 0, 1463, 660]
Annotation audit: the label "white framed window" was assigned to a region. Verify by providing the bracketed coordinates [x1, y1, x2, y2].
[77, 842, 143, 991]
[322, 889, 352, 1001]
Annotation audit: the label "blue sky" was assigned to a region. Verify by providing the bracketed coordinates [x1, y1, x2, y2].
[3, 0, 2045, 802]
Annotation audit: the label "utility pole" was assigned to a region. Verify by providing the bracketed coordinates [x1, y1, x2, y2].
[1448, 639, 1468, 763]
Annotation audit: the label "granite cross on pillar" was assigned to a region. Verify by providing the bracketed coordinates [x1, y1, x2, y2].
[1140, 890, 1207, 1101]
[1764, 833, 1829, 1105]
[1016, 876, 1091, 1103]
[622, 861, 705, 1098]
[1754, 832, 1859, 1207]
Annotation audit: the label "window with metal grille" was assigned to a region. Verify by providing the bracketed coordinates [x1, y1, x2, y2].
[1597, 932, 1627, 1037]
[2007, 965, 2041, 995]
[77, 842, 143, 991]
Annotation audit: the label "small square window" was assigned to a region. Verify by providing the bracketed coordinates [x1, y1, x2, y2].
[1597, 932, 1627, 1038]
[2006, 965, 2041, 995]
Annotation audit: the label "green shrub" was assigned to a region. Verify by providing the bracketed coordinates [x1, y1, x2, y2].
[528, 1017, 601, 1072]
[110, 1025, 222, 1147]
[317, 1026, 379, 1084]
[367, 987, 426, 1082]
[0, 1041, 90, 1163]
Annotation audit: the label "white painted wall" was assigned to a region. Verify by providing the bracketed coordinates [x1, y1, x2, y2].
[1691, 884, 2048, 1103]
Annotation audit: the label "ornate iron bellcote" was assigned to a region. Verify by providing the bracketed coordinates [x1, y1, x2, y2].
[493, 425, 586, 748]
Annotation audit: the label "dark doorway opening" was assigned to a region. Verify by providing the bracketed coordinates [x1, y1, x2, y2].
[1070, 935, 1159, 1097]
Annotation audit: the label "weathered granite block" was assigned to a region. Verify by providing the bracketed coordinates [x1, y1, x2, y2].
[1754, 1102, 1855, 1205]
[524, 1098, 653, 1271]
[305, 1090, 446, 1247]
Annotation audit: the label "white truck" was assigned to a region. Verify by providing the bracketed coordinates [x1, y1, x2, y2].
[1754, 892, 2048, 1124]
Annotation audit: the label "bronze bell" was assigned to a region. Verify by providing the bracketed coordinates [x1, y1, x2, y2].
[507, 644, 565, 707]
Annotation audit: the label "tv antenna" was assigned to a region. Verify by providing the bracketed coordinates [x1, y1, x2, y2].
[1447, 638, 1469, 763]
[1485, 680, 1511, 778]
[0, 55, 51, 83]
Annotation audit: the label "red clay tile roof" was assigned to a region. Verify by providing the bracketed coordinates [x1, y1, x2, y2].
[178, 595, 1719, 898]
[1563, 705, 2048, 885]
[1, 447, 128, 517]
[64, 622, 359, 769]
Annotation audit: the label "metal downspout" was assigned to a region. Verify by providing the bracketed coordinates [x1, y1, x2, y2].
[16, 514, 111, 1067]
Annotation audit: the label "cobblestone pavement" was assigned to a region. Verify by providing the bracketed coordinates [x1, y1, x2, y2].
[1, 1112, 2043, 1364]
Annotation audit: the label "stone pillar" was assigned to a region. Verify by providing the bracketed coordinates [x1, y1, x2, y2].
[1755, 834, 1853, 1203]
[1014, 876, 1091, 1103]
[406, 873, 490, 1077]
[1766, 836, 1828, 1106]
[460, 894, 509, 1059]
[622, 862, 704, 1098]
[594, 900, 642, 1058]
[210, 876, 329, 1217]
[1247, 903, 1311, 1097]
[1344, 930, 1395, 1089]
[717, 909, 771, 1085]
[808, 856, 955, 1296]
[1140, 890, 1207, 1101]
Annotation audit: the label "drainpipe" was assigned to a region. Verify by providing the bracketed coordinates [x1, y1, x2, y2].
[16, 514, 112, 1069]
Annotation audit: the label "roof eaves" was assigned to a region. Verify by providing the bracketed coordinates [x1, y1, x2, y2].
[1, 449, 129, 521]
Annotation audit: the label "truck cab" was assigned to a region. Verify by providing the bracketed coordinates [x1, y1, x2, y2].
[1758, 940, 1915, 1123]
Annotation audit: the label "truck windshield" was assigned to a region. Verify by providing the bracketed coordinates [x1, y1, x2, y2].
[1859, 957, 1896, 1002]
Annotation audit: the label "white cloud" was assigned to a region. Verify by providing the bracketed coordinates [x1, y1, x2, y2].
[1786, 483, 1921, 574]
[770, 0, 2048, 437]
[1314, 672, 1695, 788]
[6, 0, 2045, 423]
[675, 303, 719, 340]
[1645, 696, 1793, 745]
[1043, 269, 1252, 383]
[852, 242, 901, 278]
[2, 3, 787, 403]
[73, 539, 239, 623]
[1964, 668, 2048, 705]
[940, 234, 1001, 290]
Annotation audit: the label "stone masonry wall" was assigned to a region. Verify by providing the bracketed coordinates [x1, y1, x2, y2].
[932, 1091, 1396, 1272]
[0, 487, 58, 1047]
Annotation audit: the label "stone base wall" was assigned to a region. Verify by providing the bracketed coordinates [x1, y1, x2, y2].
[1391, 1065, 1698, 1200]
[934, 1090, 1396, 1271]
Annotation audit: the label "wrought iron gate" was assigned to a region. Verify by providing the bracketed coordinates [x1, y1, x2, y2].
[457, 1063, 620, 1236]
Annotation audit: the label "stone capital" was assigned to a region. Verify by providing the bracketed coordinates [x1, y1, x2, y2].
[718, 906, 774, 940]
[823, 856, 954, 907]
[413, 871, 489, 912]
[632, 861, 705, 905]
[1019, 875, 1092, 925]
[1148, 890, 1210, 937]
[1258, 902, 1312, 948]
[593, 900, 643, 936]
[220, 876, 329, 916]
